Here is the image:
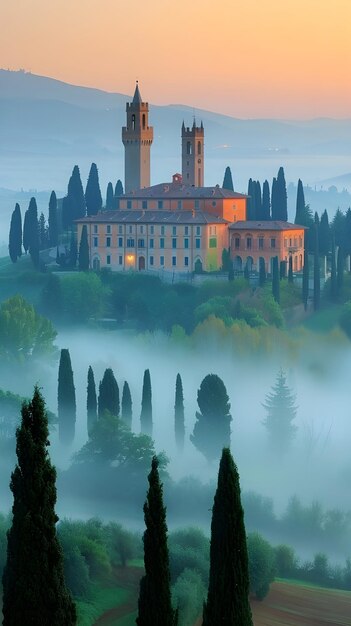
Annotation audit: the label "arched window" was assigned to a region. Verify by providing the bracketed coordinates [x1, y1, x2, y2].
[132, 114, 136, 130]
[142, 114, 146, 129]
[197, 141, 201, 155]
[187, 141, 192, 155]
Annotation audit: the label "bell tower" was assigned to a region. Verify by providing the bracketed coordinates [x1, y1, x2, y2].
[122, 83, 153, 193]
[181, 119, 204, 187]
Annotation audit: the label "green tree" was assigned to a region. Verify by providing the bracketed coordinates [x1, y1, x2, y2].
[330, 236, 337, 301]
[228, 259, 234, 282]
[272, 256, 280, 304]
[221, 248, 230, 272]
[40, 273, 62, 321]
[85, 163, 102, 217]
[302, 248, 309, 310]
[8, 203, 22, 263]
[288, 255, 293, 283]
[121, 381, 132, 429]
[313, 213, 320, 311]
[174, 373, 185, 453]
[247, 179, 256, 220]
[87, 366, 97, 438]
[58, 348, 76, 445]
[202, 448, 253, 626]
[280, 260, 287, 280]
[294, 180, 313, 232]
[337, 245, 344, 296]
[63, 165, 86, 230]
[262, 369, 297, 453]
[136, 456, 177, 626]
[262, 180, 271, 220]
[114, 179, 124, 198]
[48, 190, 59, 247]
[98, 368, 120, 418]
[26, 197, 40, 268]
[271, 177, 278, 220]
[69, 230, 77, 268]
[39, 212, 48, 250]
[276, 167, 288, 221]
[332, 208, 345, 249]
[61, 273, 104, 322]
[254, 180, 262, 219]
[22, 205, 30, 253]
[78, 225, 89, 271]
[222, 166, 234, 191]
[2, 387, 76, 625]
[190, 374, 231, 463]
[247, 533, 275, 600]
[106, 182, 114, 210]
[258, 257, 266, 287]
[319, 209, 330, 257]
[140, 369, 152, 436]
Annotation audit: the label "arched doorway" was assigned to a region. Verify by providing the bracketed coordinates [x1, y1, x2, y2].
[92, 257, 100, 271]
[234, 256, 242, 271]
[138, 256, 145, 271]
[246, 256, 254, 272]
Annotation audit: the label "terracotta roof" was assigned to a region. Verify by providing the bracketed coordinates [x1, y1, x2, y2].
[229, 220, 308, 231]
[76, 210, 229, 225]
[121, 182, 248, 200]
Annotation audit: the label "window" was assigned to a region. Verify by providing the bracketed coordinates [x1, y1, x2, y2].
[119, 255, 123, 265]
[149, 238, 154, 249]
[106, 225, 111, 234]
[160, 226, 165, 235]
[196, 238, 201, 249]
[197, 141, 201, 155]
[106, 237, 111, 247]
[299, 236, 302, 247]
[150, 225, 154, 235]
[106, 255, 111, 265]
[126, 238, 135, 247]
[93, 237, 98, 247]
[160, 255, 164, 266]
[289, 238, 292, 247]
[138, 239, 145, 248]
[271, 238, 276, 249]
[140, 225, 144, 234]
[172, 226, 177, 235]
[185, 226, 189, 235]
[132, 114, 136, 130]
[118, 237, 123, 247]
[235, 237, 240, 249]
[187, 141, 192, 155]
[93, 225, 98, 234]
[209, 237, 217, 248]
[246, 237, 252, 249]
[128, 225, 133, 234]
[196, 226, 201, 236]
[210, 226, 217, 235]
[172, 256, 176, 267]
[127, 200, 132, 209]
[178, 200, 182, 210]
[172, 238, 177, 249]
[195, 199, 200, 209]
[149, 256, 154, 266]
[294, 237, 297, 248]
[184, 238, 189, 249]
[160, 238, 164, 249]
[184, 256, 189, 267]
[142, 114, 146, 130]
[212, 201, 216, 207]
[258, 237, 264, 250]
[158, 200, 163, 209]
[118, 225, 123, 234]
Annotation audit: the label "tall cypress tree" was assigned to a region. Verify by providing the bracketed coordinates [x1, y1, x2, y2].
[174, 373, 185, 453]
[254, 180, 262, 219]
[247, 179, 255, 220]
[294, 179, 306, 224]
[85, 163, 103, 217]
[262, 180, 271, 220]
[63, 166, 86, 230]
[9, 203, 22, 263]
[136, 456, 177, 626]
[330, 236, 337, 301]
[2, 387, 76, 626]
[39, 212, 48, 250]
[271, 177, 278, 220]
[23, 197, 39, 267]
[288, 255, 293, 283]
[276, 166, 288, 221]
[121, 381, 132, 429]
[313, 213, 320, 311]
[222, 166, 234, 191]
[40, 273, 62, 321]
[140, 369, 153, 436]
[258, 257, 266, 286]
[115, 179, 124, 197]
[98, 368, 120, 417]
[202, 448, 253, 626]
[87, 366, 97, 437]
[302, 247, 309, 310]
[48, 190, 59, 247]
[23, 206, 30, 253]
[191, 374, 231, 463]
[69, 230, 77, 268]
[319, 209, 330, 257]
[58, 348, 76, 445]
[272, 256, 280, 303]
[78, 225, 89, 271]
[106, 182, 114, 210]
[337, 245, 344, 296]
[344, 208, 351, 259]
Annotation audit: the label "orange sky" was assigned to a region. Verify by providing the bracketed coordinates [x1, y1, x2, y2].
[1, 0, 351, 118]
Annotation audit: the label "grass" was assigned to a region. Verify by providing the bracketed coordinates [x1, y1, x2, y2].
[76, 585, 131, 626]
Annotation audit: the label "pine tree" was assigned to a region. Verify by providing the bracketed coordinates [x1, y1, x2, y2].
[319, 209, 330, 257]
[63, 165, 86, 230]
[332, 208, 345, 249]
[313, 213, 320, 311]
[330, 236, 337, 301]
[262, 370, 297, 453]
[222, 166, 234, 191]
[272, 256, 280, 303]
[87, 366, 97, 437]
[262, 180, 271, 220]
[106, 182, 114, 210]
[2, 387, 77, 626]
[23, 206, 30, 253]
[202, 448, 253, 626]
[69, 230, 77, 268]
[78, 225, 89, 271]
[344, 208, 351, 258]
[271, 177, 278, 220]
[294, 179, 306, 224]
[115, 179, 124, 197]
[39, 212, 48, 250]
[136, 457, 177, 626]
[58, 349, 76, 445]
[98, 368, 120, 417]
[140, 369, 152, 436]
[276, 167, 288, 221]
[85, 163, 102, 217]
[9, 203, 22, 263]
[247, 179, 256, 220]
[190, 374, 231, 463]
[302, 247, 309, 310]
[254, 180, 262, 219]
[288, 255, 293, 283]
[258, 257, 266, 286]
[48, 190, 58, 247]
[121, 381, 132, 429]
[337, 245, 344, 296]
[174, 373, 185, 453]
[26, 197, 40, 268]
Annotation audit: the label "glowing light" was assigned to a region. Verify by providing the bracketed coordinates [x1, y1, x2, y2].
[126, 254, 135, 262]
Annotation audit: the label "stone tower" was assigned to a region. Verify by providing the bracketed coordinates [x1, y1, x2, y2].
[181, 120, 204, 187]
[122, 83, 153, 193]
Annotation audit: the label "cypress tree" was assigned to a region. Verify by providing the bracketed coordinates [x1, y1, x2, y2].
[115, 179, 124, 197]
[271, 177, 278, 220]
[228, 260, 234, 282]
[58, 348, 76, 445]
[48, 190, 58, 247]
[69, 230, 77, 268]
[2, 387, 77, 626]
[78, 225, 89, 271]
[27, 197, 40, 268]
[39, 212, 48, 250]
[63, 166, 86, 230]
[247, 179, 256, 220]
[85, 163, 102, 217]
[174, 373, 185, 453]
[23, 206, 30, 253]
[262, 370, 297, 453]
[121, 381, 132, 429]
[9, 203, 22, 263]
[280, 260, 287, 280]
[87, 366, 97, 437]
[276, 166, 288, 221]
[140, 369, 152, 436]
[288, 255, 293, 283]
[222, 248, 230, 272]
[244, 260, 250, 281]
[136, 456, 177, 626]
[254, 180, 262, 219]
[258, 257, 266, 286]
[222, 166, 234, 191]
[332, 208, 345, 249]
[106, 182, 114, 210]
[344, 208, 351, 259]
[272, 256, 280, 303]
[313, 213, 320, 311]
[302, 247, 309, 310]
[319, 209, 330, 257]
[330, 236, 337, 301]
[294, 179, 306, 224]
[337, 245, 344, 296]
[202, 448, 253, 626]
[262, 180, 271, 220]
[98, 368, 120, 417]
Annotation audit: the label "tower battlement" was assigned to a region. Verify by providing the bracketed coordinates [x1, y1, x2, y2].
[181, 120, 205, 187]
[122, 83, 153, 193]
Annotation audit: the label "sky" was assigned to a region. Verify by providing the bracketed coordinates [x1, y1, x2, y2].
[1, 0, 351, 118]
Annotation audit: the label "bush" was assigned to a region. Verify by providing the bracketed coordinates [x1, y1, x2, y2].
[274, 544, 298, 578]
[172, 568, 206, 626]
[247, 532, 275, 600]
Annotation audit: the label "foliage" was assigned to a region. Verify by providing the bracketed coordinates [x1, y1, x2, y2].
[48, 190, 58, 247]
[2, 387, 76, 625]
[272, 256, 280, 304]
[98, 368, 120, 418]
[85, 163, 102, 217]
[87, 366, 97, 437]
[222, 166, 234, 191]
[174, 373, 185, 453]
[172, 569, 206, 626]
[63, 165, 86, 230]
[79, 225, 90, 271]
[121, 381, 133, 429]
[24, 197, 40, 268]
[60, 273, 106, 322]
[140, 369, 152, 436]
[9, 203, 22, 263]
[262, 369, 297, 453]
[58, 348, 76, 445]
[105, 182, 114, 210]
[191, 374, 231, 463]
[247, 532, 275, 600]
[274, 544, 298, 579]
[313, 213, 320, 311]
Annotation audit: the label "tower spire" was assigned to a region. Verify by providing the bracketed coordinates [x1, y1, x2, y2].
[133, 81, 142, 104]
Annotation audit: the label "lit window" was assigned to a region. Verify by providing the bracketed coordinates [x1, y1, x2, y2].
[172, 256, 176, 266]
[172, 238, 177, 249]
[160, 255, 164, 266]
[106, 255, 111, 265]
